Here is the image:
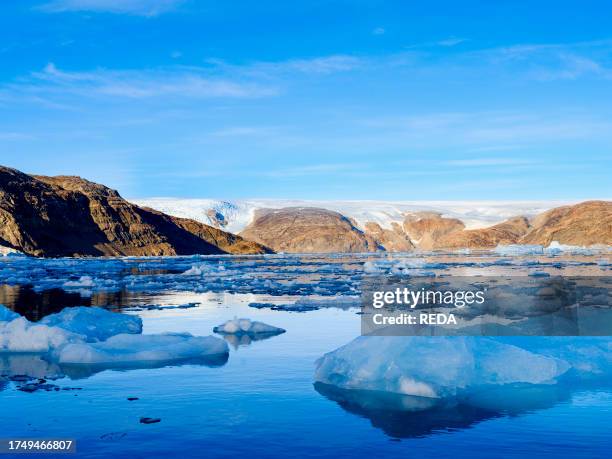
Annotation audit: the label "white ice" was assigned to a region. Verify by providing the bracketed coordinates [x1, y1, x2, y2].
[213, 318, 285, 335]
[0, 317, 81, 353]
[40, 306, 143, 342]
[314, 336, 570, 399]
[1, 307, 227, 367]
[57, 333, 229, 365]
[0, 305, 19, 322]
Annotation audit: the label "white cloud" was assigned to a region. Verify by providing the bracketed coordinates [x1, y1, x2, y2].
[17, 63, 278, 100]
[38, 0, 183, 16]
[372, 27, 385, 36]
[437, 37, 466, 47]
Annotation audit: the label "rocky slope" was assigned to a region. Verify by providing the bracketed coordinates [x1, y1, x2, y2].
[520, 200, 612, 246]
[239, 202, 611, 252]
[240, 207, 380, 253]
[436, 216, 531, 249]
[0, 166, 269, 257]
[402, 213, 465, 250]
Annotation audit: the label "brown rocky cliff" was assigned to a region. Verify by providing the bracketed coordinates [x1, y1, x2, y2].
[402, 213, 465, 250]
[0, 166, 269, 257]
[240, 207, 380, 253]
[520, 200, 612, 246]
[435, 216, 531, 249]
[364, 222, 414, 251]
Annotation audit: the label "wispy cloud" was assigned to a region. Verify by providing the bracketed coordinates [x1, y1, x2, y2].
[372, 27, 385, 36]
[444, 158, 536, 166]
[2, 63, 278, 103]
[38, 0, 183, 16]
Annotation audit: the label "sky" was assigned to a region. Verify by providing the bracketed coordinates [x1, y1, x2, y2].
[0, 0, 611, 200]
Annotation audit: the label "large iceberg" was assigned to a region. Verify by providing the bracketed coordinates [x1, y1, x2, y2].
[314, 336, 570, 398]
[57, 333, 229, 365]
[40, 306, 142, 342]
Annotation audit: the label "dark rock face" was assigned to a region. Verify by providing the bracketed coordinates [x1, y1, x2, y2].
[240, 207, 380, 253]
[0, 166, 269, 257]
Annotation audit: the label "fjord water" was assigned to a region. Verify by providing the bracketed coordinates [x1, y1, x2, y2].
[0, 253, 610, 458]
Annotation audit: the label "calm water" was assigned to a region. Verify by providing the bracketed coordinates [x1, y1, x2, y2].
[0, 253, 610, 458]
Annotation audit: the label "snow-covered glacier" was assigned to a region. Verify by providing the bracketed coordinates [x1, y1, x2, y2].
[133, 198, 567, 233]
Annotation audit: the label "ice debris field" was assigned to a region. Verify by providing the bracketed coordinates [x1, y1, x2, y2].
[0, 248, 610, 404]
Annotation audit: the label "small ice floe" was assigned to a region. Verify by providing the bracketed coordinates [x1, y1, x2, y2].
[213, 318, 285, 336]
[544, 241, 594, 255]
[494, 244, 544, 256]
[249, 302, 318, 313]
[56, 333, 229, 366]
[122, 302, 199, 312]
[40, 307, 142, 342]
[249, 296, 360, 313]
[528, 271, 551, 277]
[1, 307, 229, 370]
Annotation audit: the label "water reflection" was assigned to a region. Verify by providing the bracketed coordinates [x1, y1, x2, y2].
[0, 353, 229, 388]
[314, 382, 574, 439]
[220, 331, 285, 349]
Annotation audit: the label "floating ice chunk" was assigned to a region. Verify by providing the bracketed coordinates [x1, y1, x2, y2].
[56, 333, 229, 365]
[40, 307, 143, 342]
[0, 318, 82, 353]
[498, 337, 612, 378]
[213, 318, 285, 335]
[314, 336, 569, 399]
[0, 305, 19, 322]
[63, 276, 94, 288]
[528, 271, 550, 277]
[544, 241, 594, 255]
[494, 244, 544, 256]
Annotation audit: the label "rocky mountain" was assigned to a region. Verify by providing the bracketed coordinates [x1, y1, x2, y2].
[520, 200, 612, 246]
[401, 212, 466, 250]
[240, 207, 380, 253]
[436, 216, 531, 249]
[0, 166, 269, 257]
[143, 198, 611, 253]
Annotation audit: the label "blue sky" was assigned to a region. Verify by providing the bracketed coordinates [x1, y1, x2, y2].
[0, 0, 611, 200]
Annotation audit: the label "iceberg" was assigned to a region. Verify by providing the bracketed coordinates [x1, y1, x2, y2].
[0, 305, 19, 322]
[494, 244, 544, 256]
[314, 336, 569, 398]
[213, 318, 285, 336]
[1, 308, 228, 369]
[0, 317, 81, 353]
[40, 306, 142, 342]
[56, 333, 229, 365]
